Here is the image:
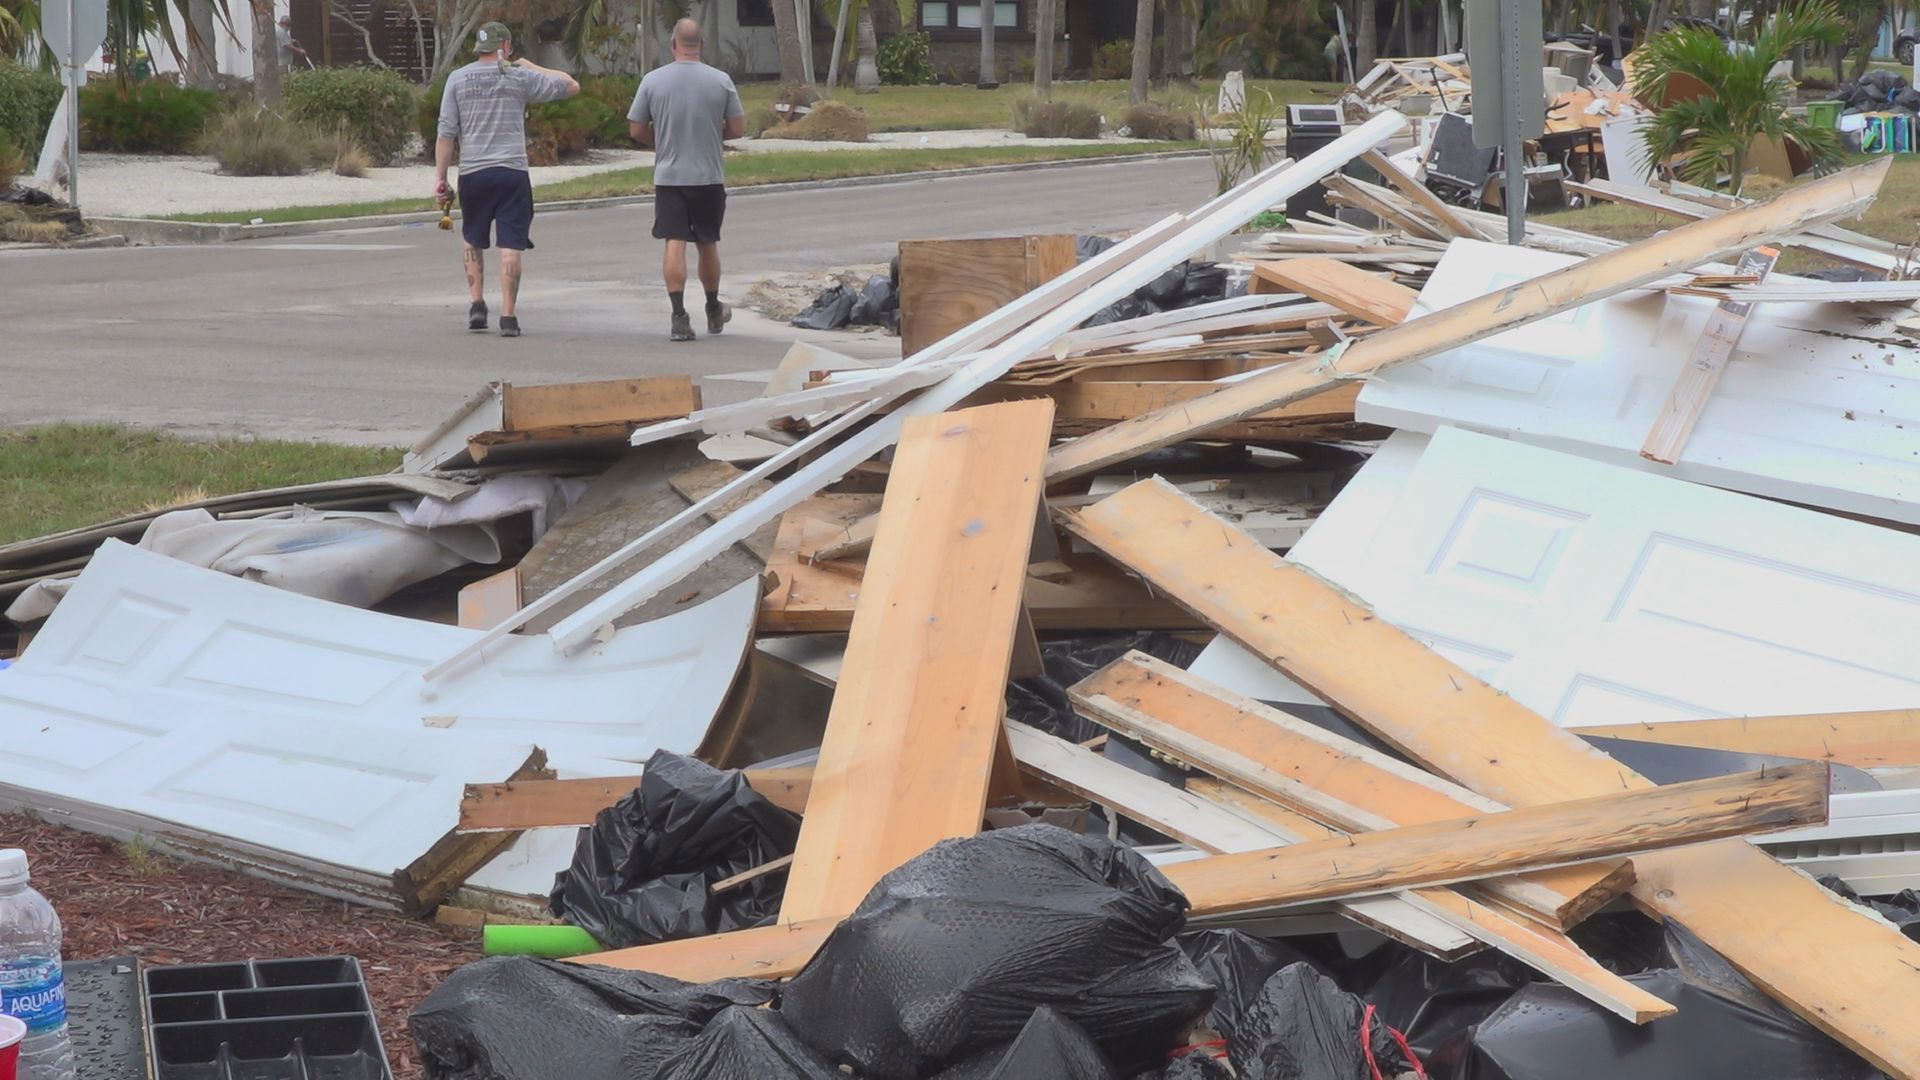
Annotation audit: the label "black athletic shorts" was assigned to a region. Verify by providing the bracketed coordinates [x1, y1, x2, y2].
[458, 166, 534, 251]
[653, 184, 726, 243]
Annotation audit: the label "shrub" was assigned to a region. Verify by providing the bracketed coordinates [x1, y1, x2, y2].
[307, 122, 372, 177]
[876, 31, 935, 85]
[417, 73, 449, 148]
[0, 132, 24, 189]
[759, 99, 871, 141]
[579, 74, 639, 122]
[199, 108, 312, 176]
[282, 66, 417, 164]
[0, 60, 62, 165]
[1012, 96, 1102, 139]
[526, 95, 619, 164]
[1091, 40, 1133, 80]
[79, 79, 219, 152]
[1121, 102, 1195, 140]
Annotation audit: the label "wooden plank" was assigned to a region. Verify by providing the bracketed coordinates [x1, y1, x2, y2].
[1062, 477, 1920, 1078]
[458, 766, 814, 830]
[1192, 779, 1678, 1024]
[1361, 148, 1479, 239]
[1004, 721, 1485, 960]
[899, 234, 1078, 355]
[1249, 258, 1420, 327]
[456, 567, 522, 630]
[711, 853, 795, 894]
[1070, 653, 1630, 929]
[394, 750, 551, 916]
[779, 399, 1057, 922]
[1577, 710, 1920, 769]
[576, 915, 838, 980]
[1567, 177, 1903, 272]
[1156, 763, 1827, 917]
[761, 495, 1198, 633]
[1042, 159, 1893, 483]
[668, 460, 779, 562]
[1323, 174, 1451, 243]
[501, 376, 701, 432]
[1639, 245, 1781, 465]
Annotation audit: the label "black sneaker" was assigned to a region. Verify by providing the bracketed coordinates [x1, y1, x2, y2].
[500, 315, 521, 338]
[670, 311, 695, 341]
[706, 301, 731, 336]
[468, 300, 488, 331]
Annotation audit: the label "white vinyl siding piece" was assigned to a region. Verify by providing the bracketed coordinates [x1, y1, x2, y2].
[1353, 238, 1920, 525]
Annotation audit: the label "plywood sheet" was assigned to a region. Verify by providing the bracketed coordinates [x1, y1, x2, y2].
[1358, 239, 1920, 524]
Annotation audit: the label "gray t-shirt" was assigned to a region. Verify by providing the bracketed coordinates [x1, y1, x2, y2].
[627, 60, 744, 187]
[438, 61, 574, 174]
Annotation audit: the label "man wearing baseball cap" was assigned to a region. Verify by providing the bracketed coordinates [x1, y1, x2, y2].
[434, 22, 579, 337]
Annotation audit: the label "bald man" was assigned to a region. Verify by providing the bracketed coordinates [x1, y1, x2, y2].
[628, 19, 746, 341]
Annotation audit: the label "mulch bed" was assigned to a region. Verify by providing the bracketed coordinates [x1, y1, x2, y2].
[2, 813, 483, 1079]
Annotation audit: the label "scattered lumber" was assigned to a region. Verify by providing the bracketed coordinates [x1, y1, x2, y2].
[457, 767, 815, 831]
[1043, 159, 1892, 483]
[1248, 258, 1421, 327]
[1070, 653, 1631, 930]
[1061, 476, 1920, 1078]
[779, 399, 1057, 922]
[1639, 245, 1781, 465]
[1576, 711, 1920, 770]
[405, 377, 703, 472]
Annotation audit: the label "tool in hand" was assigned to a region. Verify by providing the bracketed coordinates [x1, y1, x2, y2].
[437, 188, 456, 231]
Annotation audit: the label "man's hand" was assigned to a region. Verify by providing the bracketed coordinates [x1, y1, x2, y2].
[434, 177, 450, 200]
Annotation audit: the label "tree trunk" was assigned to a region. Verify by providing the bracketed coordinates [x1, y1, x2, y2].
[1032, 0, 1055, 97]
[1555, 0, 1573, 35]
[1609, 0, 1623, 61]
[1357, 0, 1377, 70]
[977, 0, 997, 87]
[1129, 0, 1151, 102]
[826, 0, 850, 94]
[186, 0, 218, 87]
[250, 0, 280, 102]
[770, 0, 813, 93]
[795, 0, 817, 85]
[1385, 0, 1404, 55]
[854, 5, 880, 91]
[1165, 1, 1194, 81]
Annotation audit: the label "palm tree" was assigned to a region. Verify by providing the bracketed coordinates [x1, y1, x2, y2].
[817, 0, 877, 93]
[5, 0, 226, 75]
[1128, 0, 1150, 102]
[1633, 0, 1845, 194]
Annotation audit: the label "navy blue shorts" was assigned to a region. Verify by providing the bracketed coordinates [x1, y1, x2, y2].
[458, 166, 534, 251]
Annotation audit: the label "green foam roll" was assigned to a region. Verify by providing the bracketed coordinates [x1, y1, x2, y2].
[482, 923, 604, 958]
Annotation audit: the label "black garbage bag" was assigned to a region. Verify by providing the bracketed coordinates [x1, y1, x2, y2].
[1006, 633, 1207, 742]
[1155, 1048, 1235, 1078]
[549, 751, 801, 949]
[931, 1007, 1119, 1080]
[1457, 922, 1877, 1080]
[1144, 263, 1191, 304]
[1230, 964, 1422, 1080]
[849, 274, 897, 325]
[652, 1005, 840, 1079]
[1178, 930, 1327, 1045]
[1087, 294, 1154, 326]
[1078, 234, 1119, 261]
[409, 956, 774, 1079]
[1179, 263, 1229, 304]
[1363, 950, 1533, 1064]
[1896, 87, 1920, 113]
[1820, 875, 1920, 942]
[781, 823, 1214, 1078]
[792, 284, 857, 330]
[0, 187, 57, 207]
[1859, 69, 1908, 99]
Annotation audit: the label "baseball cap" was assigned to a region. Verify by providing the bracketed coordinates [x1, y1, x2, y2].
[473, 22, 511, 52]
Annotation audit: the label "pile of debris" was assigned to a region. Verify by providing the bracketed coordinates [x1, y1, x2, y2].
[7, 112, 1920, 1079]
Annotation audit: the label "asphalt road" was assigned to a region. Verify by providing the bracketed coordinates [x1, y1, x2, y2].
[0, 155, 1219, 446]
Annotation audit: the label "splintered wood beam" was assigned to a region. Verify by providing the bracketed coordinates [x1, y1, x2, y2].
[1360, 148, 1480, 239]
[1249, 258, 1421, 328]
[779, 399, 1056, 923]
[1576, 710, 1920, 769]
[1158, 764, 1827, 916]
[574, 915, 838, 980]
[457, 767, 813, 831]
[1061, 477, 1920, 1078]
[397, 750, 551, 916]
[1070, 653, 1630, 930]
[1638, 245, 1780, 465]
[1043, 159, 1891, 483]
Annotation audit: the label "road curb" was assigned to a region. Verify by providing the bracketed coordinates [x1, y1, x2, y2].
[94, 148, 1213, 246]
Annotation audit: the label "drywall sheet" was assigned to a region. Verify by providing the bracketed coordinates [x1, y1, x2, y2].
[1354, 238, 1920, 524]
[18, 541, 757, 763]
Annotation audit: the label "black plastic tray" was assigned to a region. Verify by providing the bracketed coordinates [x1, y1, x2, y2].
[142, 957, 390, 1080]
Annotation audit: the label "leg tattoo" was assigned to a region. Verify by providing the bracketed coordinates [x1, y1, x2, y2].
[463, 246, 484, 301]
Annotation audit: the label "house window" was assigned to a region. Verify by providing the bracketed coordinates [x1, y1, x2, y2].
[738, 0, 774, 27]
[923, 0, 1018, 29]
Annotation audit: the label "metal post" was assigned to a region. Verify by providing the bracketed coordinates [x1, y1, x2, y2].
[66, 0, 79, 212]
[1498, 0, 1525, 243]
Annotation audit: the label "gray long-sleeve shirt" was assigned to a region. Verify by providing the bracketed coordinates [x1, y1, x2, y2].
[438, 61, 574, 173]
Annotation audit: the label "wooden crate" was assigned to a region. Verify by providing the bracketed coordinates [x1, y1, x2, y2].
[898, 234, 1078, 356]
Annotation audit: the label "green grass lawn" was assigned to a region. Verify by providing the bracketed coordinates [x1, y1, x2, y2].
[735, 77, 1339, 132]
[0, 425, 399, 545]
[167, 141, 1203, 225]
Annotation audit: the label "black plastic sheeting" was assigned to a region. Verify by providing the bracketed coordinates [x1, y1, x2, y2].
[1231, 964, 1421, 1080]
[1830, 70, 1914, 113]
[1820, 876, 1920, 942]
[1006, 632, 1208, 743]
[653, 1005, 840, 1079]
[780, 823, 1214, 1079]
[408, 956, 774, 1080]
[1178, 930, 1327, 1046]
[548, 751, 801, 949]
[1079, 234, 1241, 326]
[929, 1007, 1118, 1080]
[1156, 1048, 1236, 1078]
[792, 272, 901, 332]
[1451, 922, 1880, 1080]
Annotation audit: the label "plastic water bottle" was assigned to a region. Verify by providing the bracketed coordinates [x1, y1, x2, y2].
[0, 850, 73, 1080]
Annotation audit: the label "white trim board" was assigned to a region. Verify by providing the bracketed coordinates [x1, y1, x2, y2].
[1355, 239, 1920, 525]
